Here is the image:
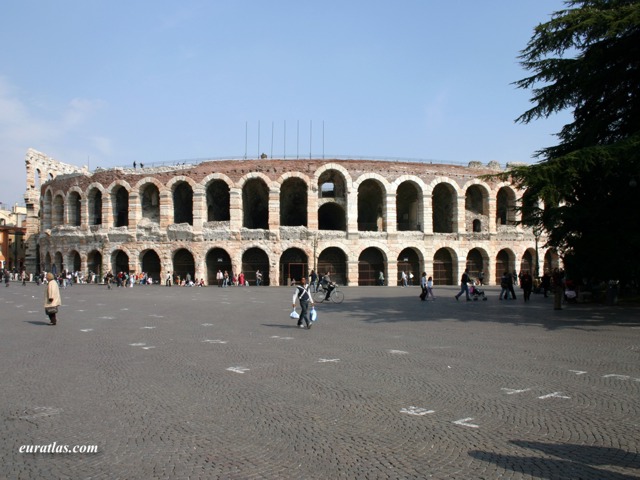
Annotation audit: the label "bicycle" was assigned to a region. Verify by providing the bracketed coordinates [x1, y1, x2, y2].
[313, 283, 344, 304]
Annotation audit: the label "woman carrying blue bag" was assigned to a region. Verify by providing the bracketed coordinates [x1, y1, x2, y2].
[292, 277, 315, 330]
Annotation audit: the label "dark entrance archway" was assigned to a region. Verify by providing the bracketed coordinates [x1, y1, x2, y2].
[397, 248, 420, 286]
[173, 248, 195, 282]
[142, 250, 161, 283]
[206, 248, 232, 285]
[280, 248, 308, 285]
[466, 248, 485, 283]
[358, 247, 385, 286]
[113, 250, 130, 274]
[316, 247, 347, 286]
[70, 250, 81, 273]
[433, 248, 454, 285]
[495, 249, 514, 284]
[242, 247, 270, 286]
[87, 250, 102, 279]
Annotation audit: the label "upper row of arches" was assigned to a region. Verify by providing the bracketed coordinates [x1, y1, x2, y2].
[40, 167, 527, 234]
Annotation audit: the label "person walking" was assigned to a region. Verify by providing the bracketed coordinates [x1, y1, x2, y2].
[44, 272, 62, 325]
[427, 276, 436, 300]
[256, 269, 263, 287]
[499, 272, 510, 300]
[507, 271, 517, 300]
[521, 271, 533, 302]
[292, 276, 314, 329]
[455, 269, 471, 301]
[478, 270, 485, 286]
[401, 271, 407, 287]
[419, 272, 428, 301]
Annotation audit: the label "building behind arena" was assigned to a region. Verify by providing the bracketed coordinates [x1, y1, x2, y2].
[22, 148, 556, 286]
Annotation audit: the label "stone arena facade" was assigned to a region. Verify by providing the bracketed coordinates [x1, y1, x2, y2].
[22, 149, 556, 286]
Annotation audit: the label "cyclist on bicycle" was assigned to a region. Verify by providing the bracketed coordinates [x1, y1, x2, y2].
[321, 272, 336, 301]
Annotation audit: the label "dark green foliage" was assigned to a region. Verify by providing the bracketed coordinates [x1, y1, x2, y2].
[496, 0, 640, 285]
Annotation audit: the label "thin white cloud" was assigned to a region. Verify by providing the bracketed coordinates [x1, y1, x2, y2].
[0, 76, 109, 205]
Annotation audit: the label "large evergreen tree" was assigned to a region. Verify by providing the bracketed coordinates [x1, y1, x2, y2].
[499, 0, 640, 287]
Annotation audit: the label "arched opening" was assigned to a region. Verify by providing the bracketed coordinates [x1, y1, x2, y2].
[465, 185, 488, 232]
[173, 248, 195, 281]
[544, 249, 560, 274]
[206, 180, 230, 222]
[141, 184, 160, 223]
[87, 250, 102, 279]
[520, 249, 535, 276]
[53, 252, 63, 274]
[69, 250, 81, 273]
[432, 183, 456, 233]
[396, 181, 422, 231]
[280, 248, 309, 285]
[112, 186, 129, 227]
[358, 247, 385, 285]
[52, 194, 64, 226]
[397, 248, 420, 285]
[88, 188, 102, 225]
[242, 247, 270, 285]
[113, 250, 130, 274]
[173, 182, 193, 225]
[466, 248, 485, 283]
[495, 249, 514, 284]
[242, 178, 269, 229]
[68, 192, 81, 226]
[43, 190, 53, 229]
[358, 180, 385, 231]
[206, 248, 233, 285]
[141, 250, 161, 283]
[496, 187, 517, 226]
[318, 203, 347, 231]
[280, 178, 308, 227]
[316, 247, 348, 286]
[433, 248, 454, 285]
[318, 170, 347, 199]
[44, 252, 52, 273]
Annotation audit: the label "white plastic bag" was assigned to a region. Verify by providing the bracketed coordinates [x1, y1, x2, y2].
[310, 307, 318, 322]
[290, 308, 300, 319]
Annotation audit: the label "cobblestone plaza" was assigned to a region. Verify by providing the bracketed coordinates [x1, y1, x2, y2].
[2, 284, 638, 479]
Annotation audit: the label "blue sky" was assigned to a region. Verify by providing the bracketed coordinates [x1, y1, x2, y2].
[0, 0, 569, 207]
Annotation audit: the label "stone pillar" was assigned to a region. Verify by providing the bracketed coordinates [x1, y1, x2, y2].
[80, 197, 89, 230]
[102, 192, 113, 228]
[347, 189, 358, 233]
[192, 188, 205, 232]
[347, 260, 359, 287]
[422, 193, 432, 234]
[455, 195, 465, 234]
[268, 187, 280, 231]
[229, 188, 242, 231]
[385, 193, 396, 233]
[307, 186, 318, 231]
[488, 197, 497, 234]
[128, 192, 140, 233]
[159, 191, 172, 229]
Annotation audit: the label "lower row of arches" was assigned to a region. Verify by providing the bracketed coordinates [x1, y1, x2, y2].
[40, 245, 559, 287]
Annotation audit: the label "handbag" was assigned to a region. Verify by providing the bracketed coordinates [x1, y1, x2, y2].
[310, 307, 318, 322]
[45, 306, 58, 315]
[289, 308, 299, 319]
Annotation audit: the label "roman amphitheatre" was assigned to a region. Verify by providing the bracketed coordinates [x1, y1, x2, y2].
[22, 149, 554, 286]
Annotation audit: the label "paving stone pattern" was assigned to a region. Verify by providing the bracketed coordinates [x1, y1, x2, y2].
[1, 284, 639, 479]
